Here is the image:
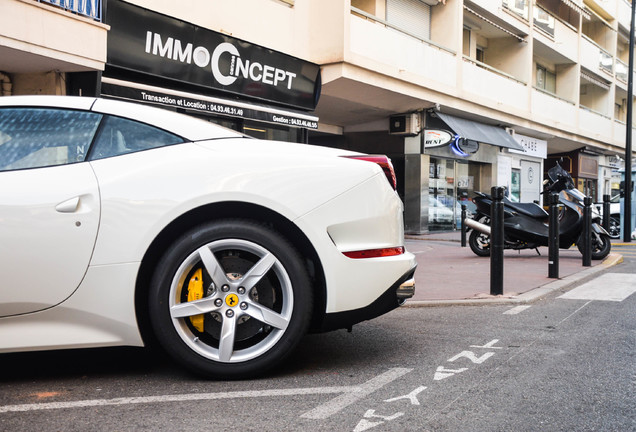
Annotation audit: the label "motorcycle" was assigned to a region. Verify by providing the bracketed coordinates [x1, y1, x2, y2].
[466, 162, 611, 260]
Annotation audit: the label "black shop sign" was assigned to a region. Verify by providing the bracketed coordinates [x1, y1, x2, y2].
[105, 0, 321, 110]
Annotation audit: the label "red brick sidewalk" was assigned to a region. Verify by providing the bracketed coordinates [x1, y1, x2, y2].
[405, 232, 613, 302]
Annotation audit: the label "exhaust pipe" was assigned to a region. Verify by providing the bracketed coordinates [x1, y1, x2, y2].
[396, 278, 415, 305]
[465, 218, 491, 235]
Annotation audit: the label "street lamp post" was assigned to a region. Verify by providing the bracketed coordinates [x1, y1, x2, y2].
[624, 0, 635, 242]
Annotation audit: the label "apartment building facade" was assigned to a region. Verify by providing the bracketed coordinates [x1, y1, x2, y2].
[1, 0, 635, 233]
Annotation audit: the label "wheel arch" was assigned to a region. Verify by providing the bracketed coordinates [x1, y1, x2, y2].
[134, 201, 327, 348]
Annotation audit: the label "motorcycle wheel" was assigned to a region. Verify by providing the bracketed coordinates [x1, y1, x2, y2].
[577, 232, 611, 260]
[469, 230, 491, 257]
[607, 217, 620, 239]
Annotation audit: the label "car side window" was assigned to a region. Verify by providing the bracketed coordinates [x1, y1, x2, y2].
[89, 115, 184, 160]
[0, 108, 102, 172]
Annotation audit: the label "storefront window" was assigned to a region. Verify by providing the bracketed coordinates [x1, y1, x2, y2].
[510, 169, 521, 202]
[429, 158, 481, 231]
[243, 121, 303, 142]
[429, 158, 456, 231]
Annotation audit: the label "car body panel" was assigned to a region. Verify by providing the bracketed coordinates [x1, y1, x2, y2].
[0, 163, 100, 317]
[0, 263, 143, 352]
[87, 140, 378, 266]
[297, 174, 415, 312]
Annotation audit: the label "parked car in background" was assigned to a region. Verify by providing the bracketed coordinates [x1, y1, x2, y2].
[0, 96, 416, 379]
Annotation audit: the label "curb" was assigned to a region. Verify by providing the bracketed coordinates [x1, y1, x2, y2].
[403, 252, 624, 308]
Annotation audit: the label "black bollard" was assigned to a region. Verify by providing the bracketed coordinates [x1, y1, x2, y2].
[548, 192, 559, 278]
[490, 186, 505, 296]
[582, 196, 592, 267]
[461, 204, 467, 247]
[602, 194, 610, 233]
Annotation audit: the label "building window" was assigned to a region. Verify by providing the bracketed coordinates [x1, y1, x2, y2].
[476, 46, 485, 63]
[386, 0, 431, 41]
[536, 64, 556, 93]
[462, 27, 471, 56]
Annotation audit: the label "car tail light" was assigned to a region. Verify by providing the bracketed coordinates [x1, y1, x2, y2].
[344, 155, 397, 190]
[343, 247, 405, 259]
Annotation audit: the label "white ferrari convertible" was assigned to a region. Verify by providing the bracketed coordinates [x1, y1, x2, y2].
[0, 96, 416, 378]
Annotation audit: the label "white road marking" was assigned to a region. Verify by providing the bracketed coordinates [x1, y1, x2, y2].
[0, 386, 352, 414]
[0, 368, 413, 418]
[558, 273, 636, 302]
[503, 305, 532, 315]
[354, 410, 404, 432]
[300, 368, 412, 419]
[433, 366, 468, 381]
[384, 386, 427, 405]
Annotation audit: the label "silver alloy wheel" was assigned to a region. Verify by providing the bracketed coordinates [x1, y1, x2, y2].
[168, 239, 294, 363]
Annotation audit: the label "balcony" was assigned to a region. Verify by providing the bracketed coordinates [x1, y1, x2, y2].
[585, 0, 618, 21]
[616, 59, 628, 89]
[531, 88, 577, 130]
[502, 0, 529, 21]
[579, 106, 613, 141]
[580, 36, 614, 79]
[469, 0, 531, 32]
[533, 6, 578, 62]
[0, 0, 107, 73]
[37, 0, 101, 21]
[618, 0, 632, 31]
[613, 120, 626, 146]
[348, 11, 458, 89]
[462, 57, 529, 112]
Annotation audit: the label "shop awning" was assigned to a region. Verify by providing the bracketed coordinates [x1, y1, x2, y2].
[580, 71, 611, 91]
[563, 0, 591, 20]
[463, 6, 526, 43]
[435, 112, 524, 151]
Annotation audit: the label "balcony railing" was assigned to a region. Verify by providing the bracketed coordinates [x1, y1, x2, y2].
[37, 0, 101, 21]
[600, 50, 613, 74]
[502, 0, 529, 20]
[351, 7, 455, 55]
[533, 5, 554, 37]
[616, 59, 628, 83]
[581, 35, 613, 76]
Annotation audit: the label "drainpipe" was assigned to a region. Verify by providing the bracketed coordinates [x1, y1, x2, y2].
[0, 72, 12, 96]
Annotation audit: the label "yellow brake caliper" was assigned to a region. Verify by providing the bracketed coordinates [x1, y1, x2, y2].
[187, 268, 204, 332]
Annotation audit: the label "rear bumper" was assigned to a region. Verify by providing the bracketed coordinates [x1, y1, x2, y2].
[315, 266, 416, 332]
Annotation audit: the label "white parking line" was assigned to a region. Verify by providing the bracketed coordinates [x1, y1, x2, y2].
[0, 368, 412, 416]
[503, 306, 531, 315]
[0, 386, 351, 414]
[301, 368, 412, 419]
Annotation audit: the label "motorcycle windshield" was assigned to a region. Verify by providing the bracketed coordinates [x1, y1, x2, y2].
[547, 163, 575, 190]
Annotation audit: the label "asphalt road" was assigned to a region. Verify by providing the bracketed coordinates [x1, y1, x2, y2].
[1, 245, 634, 432]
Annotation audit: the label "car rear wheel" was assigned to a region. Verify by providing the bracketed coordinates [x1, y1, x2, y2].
[149, 219, 312, 379]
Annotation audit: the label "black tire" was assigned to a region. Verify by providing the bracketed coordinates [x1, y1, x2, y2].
[469, 229, 491, 257]
[149, 219, 312, 379]
[577, 232, 612, 260]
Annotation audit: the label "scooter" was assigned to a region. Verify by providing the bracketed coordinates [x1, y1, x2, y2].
[466, 162, 611, 260]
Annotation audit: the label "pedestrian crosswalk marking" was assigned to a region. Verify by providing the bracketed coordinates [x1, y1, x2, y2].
[503, 305, 531, 315]
[558, 273, 636, 302]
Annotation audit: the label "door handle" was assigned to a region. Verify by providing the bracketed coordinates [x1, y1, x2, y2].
[55, 196, 81, 213]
